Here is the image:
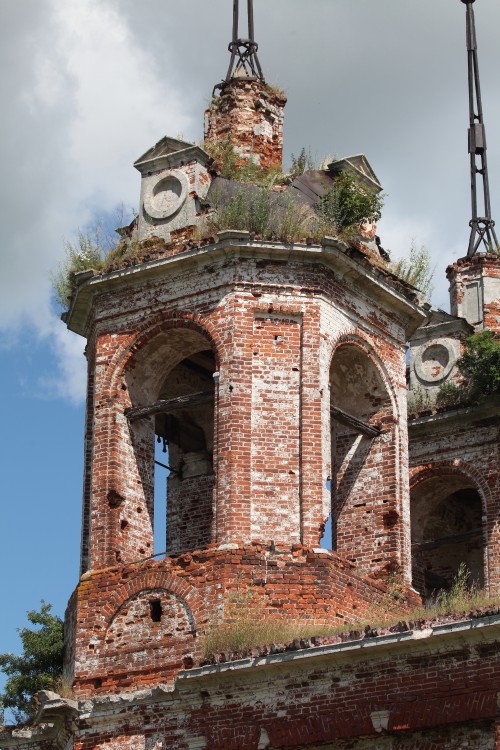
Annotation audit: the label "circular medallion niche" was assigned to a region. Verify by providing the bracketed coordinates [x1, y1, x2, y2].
[143, 170, 188, 221]
[414, 342, 455, 385]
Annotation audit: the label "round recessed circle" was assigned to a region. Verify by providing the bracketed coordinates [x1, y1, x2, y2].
[143, 170, 188, 220]
[414, 342, 455, 385]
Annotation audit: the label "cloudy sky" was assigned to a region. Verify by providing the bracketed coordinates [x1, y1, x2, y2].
[0, 0, 499, 708]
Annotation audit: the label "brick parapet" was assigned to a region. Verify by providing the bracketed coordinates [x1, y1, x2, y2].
[65, 544, 418, 699]
[447, 253, 500, 332]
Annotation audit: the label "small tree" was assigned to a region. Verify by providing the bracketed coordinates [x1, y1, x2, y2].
[316, 172, 384, 233]
[289, 147, 315, 178]
[0, 603, 64, 724]
[456, 330, 500, 400]
[389, 241, 435, 301]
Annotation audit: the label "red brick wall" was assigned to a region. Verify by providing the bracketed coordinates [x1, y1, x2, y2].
[79, 256, 411, 573]
[69, 247, 419, 705]
[409, 412, 500, 593]
[251, 312, 302, 541]
[166, 474, 214, 555]
[66, 545, 415, 698]
[204, 79, 286, 170]
[447, 253, 500, 332]
[70, 620, 500, 749]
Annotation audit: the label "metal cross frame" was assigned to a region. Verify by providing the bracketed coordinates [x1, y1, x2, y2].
[461, 0, 498, 257]
[224, 0, 264, 84]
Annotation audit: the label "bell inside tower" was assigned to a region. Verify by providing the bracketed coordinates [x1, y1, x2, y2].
[124, 327, 217, 559]
[154, 348, 216, 555]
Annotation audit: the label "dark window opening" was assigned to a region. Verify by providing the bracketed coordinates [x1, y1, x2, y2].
[150, 599, 163, 622]
[125, 329, 217, 560]
[411, 477, 484, 599]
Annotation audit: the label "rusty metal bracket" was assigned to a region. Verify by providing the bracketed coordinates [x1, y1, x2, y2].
[460, 0, 499, 256]
[214, 0, 264, 93]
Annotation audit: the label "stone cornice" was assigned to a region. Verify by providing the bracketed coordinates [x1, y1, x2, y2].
[0, 695, 78, 750]
[64, 234, 426, 340]
[73, 613, 500, 725]
[408, 397, 500, 433]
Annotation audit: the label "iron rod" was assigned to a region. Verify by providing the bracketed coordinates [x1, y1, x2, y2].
[461, 0, 497, 255]
[232, 0, 239, 44]
[248, 0, 255, 42]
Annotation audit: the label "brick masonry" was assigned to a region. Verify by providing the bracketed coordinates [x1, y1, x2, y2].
[67, 618, 500, 750]
[204, 79, 286, 170]
[53, 221, 500, 748]
[63, 239, 424, 701]
[4, 65, 499, 750]
[409, 405, 500, 594]
[447, 253, 500, 332]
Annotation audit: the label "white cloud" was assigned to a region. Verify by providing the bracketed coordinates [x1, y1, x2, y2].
[0, 0, 193, 403]
[36, 316, 87, 404]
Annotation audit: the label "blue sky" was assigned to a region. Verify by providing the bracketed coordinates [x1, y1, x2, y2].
[1, 0, 499, 715]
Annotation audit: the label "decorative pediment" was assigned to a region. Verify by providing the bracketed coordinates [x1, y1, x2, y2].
[328, 154, 382, 193]
[134, 136, 212, 175]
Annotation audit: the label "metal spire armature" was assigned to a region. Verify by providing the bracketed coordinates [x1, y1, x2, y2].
[461, 0, 498, 257]
[224, 0, 264, 83]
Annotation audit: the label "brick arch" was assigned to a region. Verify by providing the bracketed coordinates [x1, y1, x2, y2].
[89, 311, 224, 568]
[99, 567, 207, 632]
[409, 459, 490, 595]
[410, 460, 492, 513]
[103, 310, 225, 399]
[328, 330, 399, 418]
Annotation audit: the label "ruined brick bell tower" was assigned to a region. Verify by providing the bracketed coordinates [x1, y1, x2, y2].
[62, 0, 426, 739]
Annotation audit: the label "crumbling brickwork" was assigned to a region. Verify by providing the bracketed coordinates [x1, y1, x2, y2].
[66, 617, 500, 750]
[447, 253, 500, 332]
[62, 233, 425, 705]
[408, 404, 500, 595]
[10, 51, 497, 750]
[64, 544, 414, 698]
[71, 241, 420, 579]
[204, 79, 286, 170]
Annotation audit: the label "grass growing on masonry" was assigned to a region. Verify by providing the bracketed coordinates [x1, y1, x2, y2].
[201, 565, 500, 660]
[388, 241, 435, 301]
[207, 183, 318, 243]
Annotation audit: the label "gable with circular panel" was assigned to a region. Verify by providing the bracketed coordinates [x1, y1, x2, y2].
[134, 138, 213, 243]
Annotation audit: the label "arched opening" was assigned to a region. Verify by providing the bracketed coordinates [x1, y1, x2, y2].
[124, 326, 217, 558]
[411, 473, 484, 598]
[329, 343, 395, 574]
[155, 348, 216, 555]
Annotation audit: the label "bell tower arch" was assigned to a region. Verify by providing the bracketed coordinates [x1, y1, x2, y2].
[63, 0, 425, 703]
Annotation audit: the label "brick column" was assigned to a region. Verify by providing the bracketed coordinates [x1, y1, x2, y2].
[204, 78, 286, 171]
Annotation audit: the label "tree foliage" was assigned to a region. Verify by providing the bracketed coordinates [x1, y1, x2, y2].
[316, 172, 384, 232]
[0, 603, 64, 724]
[457, 330, 500, 400]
